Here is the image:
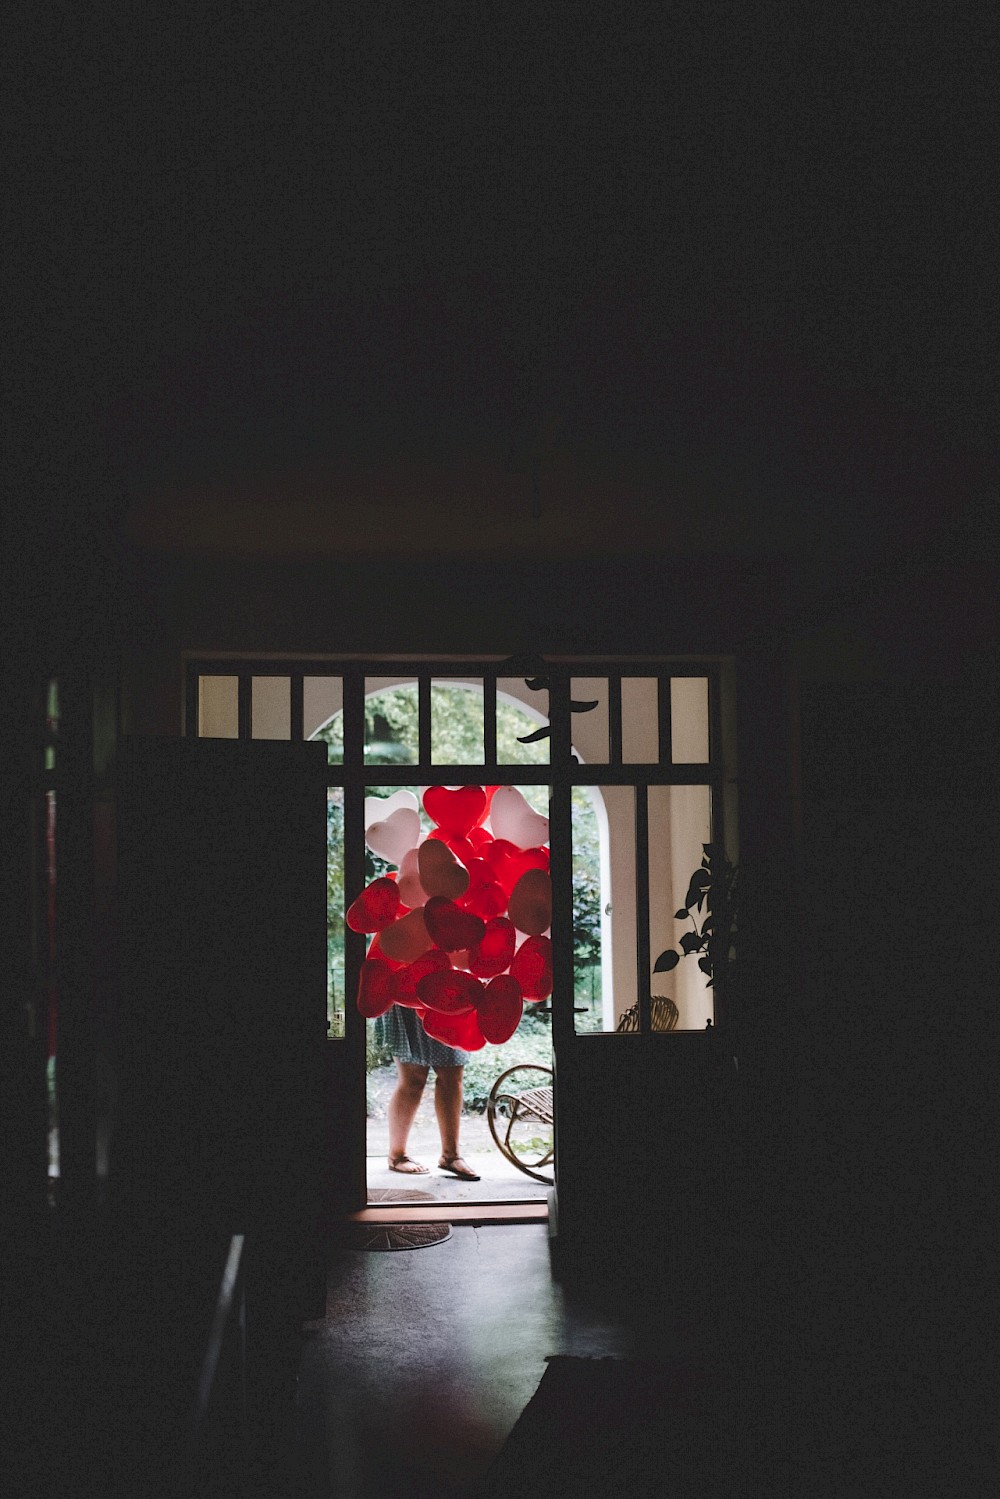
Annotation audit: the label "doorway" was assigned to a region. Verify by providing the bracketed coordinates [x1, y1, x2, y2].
[319, 677, 557, 1208]
[186, 656, 732, 1219]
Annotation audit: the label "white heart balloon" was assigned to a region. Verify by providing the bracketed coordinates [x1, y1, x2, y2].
[366, 807, 421, 866]
[396, 847, 427, 908]
[364, 790, 419, 830]
[489, 786, 549, 850]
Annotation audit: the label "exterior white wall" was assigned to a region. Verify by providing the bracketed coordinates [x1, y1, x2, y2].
[198, 675, 238, 737]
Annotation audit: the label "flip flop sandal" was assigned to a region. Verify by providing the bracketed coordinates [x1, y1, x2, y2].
[438, 1156, 481, 1181]
[388, 1155, 429, 1174]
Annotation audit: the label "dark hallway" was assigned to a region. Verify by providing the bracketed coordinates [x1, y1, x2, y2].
[7, 8, 997, 1497]
[290, 1222, 730, 1498]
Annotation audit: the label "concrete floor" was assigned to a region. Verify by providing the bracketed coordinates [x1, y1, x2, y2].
[366, 1073, 551, 1203]
[366, 1118, 549, 1204]
[289, 1223, 721, 1498]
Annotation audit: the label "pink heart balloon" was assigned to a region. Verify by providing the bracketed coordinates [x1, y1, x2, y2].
[366, 807, 421, 866]
[364, 790, 419, 829]
[507, 868, 552, 936]
[418, 838, 471, 900]
[378, 907, 432, 963]
[396, 847, 427, 908]
[489, 787, 549, 850]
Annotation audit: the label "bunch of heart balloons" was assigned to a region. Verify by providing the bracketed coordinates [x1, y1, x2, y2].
[349, 784, 552, 1049]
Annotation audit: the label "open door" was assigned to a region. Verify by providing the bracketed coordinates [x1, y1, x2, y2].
[182, 658, 735, 1245]
[114, 734, 329, 1316]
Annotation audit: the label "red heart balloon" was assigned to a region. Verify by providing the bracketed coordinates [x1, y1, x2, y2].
[476, 786, 501, 826]
[467, 825, 493, 850]
[477, 974, 523, 1043]
[393, 948, 452, 1007]
[420, 1004, 487, 1050]
[460, 859, 510, 920]
[483, 840, 549, 897]
[423, 785, 487, 839]
[510, 935, 553, 1000]
[416, 966, 482, 1015]
[425, 828, 477, 870]
[422, 896, 486, 953]
[347, 877, 402, 933]
[468, 917, 516, 978]
[356, 959, 396, 1017]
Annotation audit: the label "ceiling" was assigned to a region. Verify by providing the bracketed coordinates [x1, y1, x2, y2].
[10, 5, 995, 597]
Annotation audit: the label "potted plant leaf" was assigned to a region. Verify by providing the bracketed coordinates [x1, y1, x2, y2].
[653, 843, 739, 1035]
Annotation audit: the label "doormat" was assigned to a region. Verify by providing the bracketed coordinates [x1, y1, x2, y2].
[479, 1355, 716, 1498]
[366, 1187, 436, 1203]
[343, 1221, 451, 1252]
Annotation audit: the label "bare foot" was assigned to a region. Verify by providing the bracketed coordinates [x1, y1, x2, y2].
[438, 1155, 480, 1181]
[388, 1154, 429, 1174]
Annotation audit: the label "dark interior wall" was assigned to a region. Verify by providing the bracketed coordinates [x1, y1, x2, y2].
[122, 548, 776, 735]
[772, 556, 997, 1478]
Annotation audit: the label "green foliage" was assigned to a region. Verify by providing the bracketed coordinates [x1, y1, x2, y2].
[367, 1022, 393, 1071]
[459, 1012, 553, 1113]
[365, 1010, 552, 1114]
[571, 785, 602, 971]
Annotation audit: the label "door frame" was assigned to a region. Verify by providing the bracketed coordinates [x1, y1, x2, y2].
[184, 654, 732, 1216]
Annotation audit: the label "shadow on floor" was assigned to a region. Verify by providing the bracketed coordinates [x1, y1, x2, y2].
[289, 1224, 728, 1498]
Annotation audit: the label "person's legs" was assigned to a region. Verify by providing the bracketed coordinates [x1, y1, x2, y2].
[387, 1060, 430, 1172]
[434, 1066, 479, 1180]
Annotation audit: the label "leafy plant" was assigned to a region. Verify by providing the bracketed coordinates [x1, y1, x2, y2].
[653, 843, 738, 993]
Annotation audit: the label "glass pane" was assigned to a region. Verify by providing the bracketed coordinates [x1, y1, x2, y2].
[497, 677, 550, 764]
[647, 784, 714, 1029]
[365, 677, 419, 765]
[570, 677, 609, 764]
[304, 676, 343, 763]
[671, 676, 710, 763]
[431, 678, 484, 764]
[621, 677, 660, 764]
[198, 675, 238, 738]
[251, 676, 290, 739]
[327, 789, 346, 1037]
[573, 785, 637, 1033]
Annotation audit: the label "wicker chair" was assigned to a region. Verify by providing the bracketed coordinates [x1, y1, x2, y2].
[486, 995, 680, 1180]
[614, 994, 680, 1033]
